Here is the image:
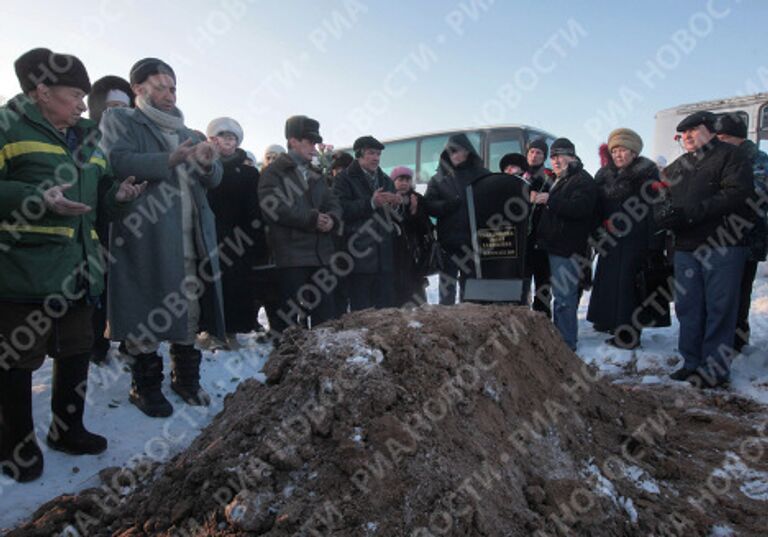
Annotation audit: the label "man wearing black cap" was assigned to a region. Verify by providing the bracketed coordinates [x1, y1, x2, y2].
[100, 57, 224, 418]
[259, 115, 341, 333]
[660, 111, 754, 388]
[334, 135, 401, 310]
[714, 113, 768, 353]
[524, 138, 555, 318]
[0, 48, 146, 481]
[535, 138, 598, 351]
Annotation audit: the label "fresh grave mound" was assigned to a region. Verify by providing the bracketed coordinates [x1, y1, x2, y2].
[9, 304, 768, 537]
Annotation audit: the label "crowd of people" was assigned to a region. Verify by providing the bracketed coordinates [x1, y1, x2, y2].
[1, 48, 766, 483]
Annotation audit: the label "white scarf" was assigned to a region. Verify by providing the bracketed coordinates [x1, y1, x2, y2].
[136, 95, 185, 132]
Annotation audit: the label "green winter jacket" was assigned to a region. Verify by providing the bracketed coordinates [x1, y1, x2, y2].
[0, 94, 123, 301]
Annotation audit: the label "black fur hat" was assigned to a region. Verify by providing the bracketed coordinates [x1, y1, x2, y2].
[88, 75, 134, 124]
[15, 48, 91, 94]
[499, 153, 529, 173]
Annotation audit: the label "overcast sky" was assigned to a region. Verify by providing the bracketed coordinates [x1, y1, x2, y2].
[1, 0, 765, 172]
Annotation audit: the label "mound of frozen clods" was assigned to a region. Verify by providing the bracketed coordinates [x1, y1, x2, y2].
[9, 304, 768, 536]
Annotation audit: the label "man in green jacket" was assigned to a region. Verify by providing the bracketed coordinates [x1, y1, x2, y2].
[0, 48, 145, 482]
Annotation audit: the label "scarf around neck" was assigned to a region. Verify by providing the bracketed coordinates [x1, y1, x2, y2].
[136, 95, 185, 132]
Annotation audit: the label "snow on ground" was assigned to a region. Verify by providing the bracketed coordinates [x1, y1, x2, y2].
[577, 263, 768, 406]
[2, 266, 767, 531]
[0, 335, 270, 532]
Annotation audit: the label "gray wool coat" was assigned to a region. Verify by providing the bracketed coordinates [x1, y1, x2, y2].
[100, 107, 225, 342]
[258, 152, 342, 267]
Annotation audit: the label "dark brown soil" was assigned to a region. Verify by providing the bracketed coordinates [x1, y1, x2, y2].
[7, 304, 768, 536]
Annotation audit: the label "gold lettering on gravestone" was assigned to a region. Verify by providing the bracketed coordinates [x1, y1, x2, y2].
[478, 227, 517, 258]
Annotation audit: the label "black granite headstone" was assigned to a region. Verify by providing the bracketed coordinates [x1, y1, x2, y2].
[464, 173, 531, 303]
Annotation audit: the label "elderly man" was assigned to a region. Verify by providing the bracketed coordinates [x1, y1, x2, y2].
[661, 111, 754, 388]
[535, 138, 598, 351]
[334, 136, 401, 310]
[259, 115, 341, 334]
[100, 58, 224, 418]
[0, 48, 145, 482]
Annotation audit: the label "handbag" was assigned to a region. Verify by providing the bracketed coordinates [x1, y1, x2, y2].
[634, 252, 673, 328]
[414, 228, 444, 277]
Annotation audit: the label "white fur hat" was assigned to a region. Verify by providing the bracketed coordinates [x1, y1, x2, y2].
[206, 117, 244, 145]
[264, 144, 286, 156]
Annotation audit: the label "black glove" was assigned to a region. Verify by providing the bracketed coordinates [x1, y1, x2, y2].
[653, 198, 687, 230]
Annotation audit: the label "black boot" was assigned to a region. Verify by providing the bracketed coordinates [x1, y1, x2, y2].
[129, 352, 173, 418]
[670, 366, 696, 381]
[170, 344, 210, 406]
[46, 354, 107, 455]
[0, 368, 44, 482]
[606, 326, 641, 350]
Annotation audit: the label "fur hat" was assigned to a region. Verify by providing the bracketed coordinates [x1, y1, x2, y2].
[550, 138, 576, 157]
[607, 128, 643, 154]
[206, 117, 244, 144]
[88, 75, 133, 124]
[715, 113, 748, 139]
[15, 48, 91, 94]
[499, 153, 529, 174]
[390, 165, 414, 180]
[331, 150, 353, 170]
[129, 58, 176, 85]
[264, 144, 286, 156]
[285, 115, 322, 143]
[527, 138, 549, 159]
[598, 143, 611, 168]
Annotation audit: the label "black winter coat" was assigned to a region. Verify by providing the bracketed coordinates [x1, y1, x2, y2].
[423, 152, 490, 252]
[207, 149, 263, 332]
[587, 156, 666, 330]
[392, 191, 432, 305]
[661, 138, 754, 251]
[536, 161, 598, 258]
[333, 160, 397, 274]
[526, 166, 555, 251]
